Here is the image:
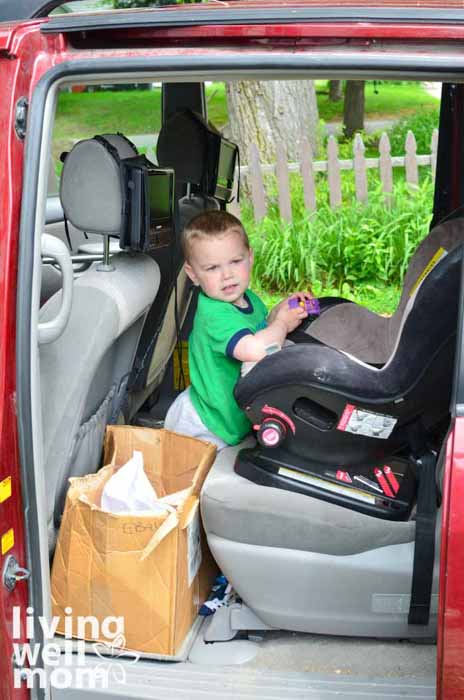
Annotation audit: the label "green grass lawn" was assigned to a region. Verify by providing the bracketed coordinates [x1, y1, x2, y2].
[52, 83, 228, 159]
[316, 80, 439, 122]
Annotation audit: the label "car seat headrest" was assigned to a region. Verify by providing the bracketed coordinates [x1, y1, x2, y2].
[99, 132, 138, 160]
[178, 193, 220, 231]
[157, 109, 239, 203]
[60, 136, 127, 235]
[156, 109, 207, 185]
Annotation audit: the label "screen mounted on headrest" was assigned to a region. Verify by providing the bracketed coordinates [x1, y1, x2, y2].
[120, 154, 175, 253]
[214, 136, 238, 203]
[60, 136, 175, 253]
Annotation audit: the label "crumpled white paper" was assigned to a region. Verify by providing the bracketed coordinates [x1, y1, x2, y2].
[101, 450, 173, 515]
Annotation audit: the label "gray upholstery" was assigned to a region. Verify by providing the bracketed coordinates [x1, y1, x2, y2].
[178, 193, 220, 231]
[41, 135, 138, 306]
[42, 135, 159, 551]
[201, 440, 415, 556]
[40, 261, 65, 307]
[41, 254, 159, 549]
[308, 218, 464, 364]
[201, 439, 445, 639]
[60, 138, 124, 235]
[99, 132, 137, 160]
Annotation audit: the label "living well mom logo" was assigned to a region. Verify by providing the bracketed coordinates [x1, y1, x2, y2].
[12, 606, 140, 690]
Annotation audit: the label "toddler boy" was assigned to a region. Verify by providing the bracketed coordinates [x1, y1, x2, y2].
[164, 210, 310, 449]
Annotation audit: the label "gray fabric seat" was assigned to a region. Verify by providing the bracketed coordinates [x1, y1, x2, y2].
[201, 440, 415, 556]
[308, 217, 464, 364]
[201, 440, 442, 639]
[41, 135, 160, 550]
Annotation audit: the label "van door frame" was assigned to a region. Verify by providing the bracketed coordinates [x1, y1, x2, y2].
[15, 46, 464, 698]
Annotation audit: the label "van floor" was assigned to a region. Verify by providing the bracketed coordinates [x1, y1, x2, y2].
[53, 626, 436, 698]
[239, 630, 436, 679]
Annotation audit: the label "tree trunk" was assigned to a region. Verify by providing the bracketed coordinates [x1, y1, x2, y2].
[328, 80, 342, 102]
[343, 80, 365, 138]
[225, 80, 319, 164]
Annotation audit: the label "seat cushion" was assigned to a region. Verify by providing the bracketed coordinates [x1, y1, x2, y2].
[308, 303, 390, 364]
[201, 439, 415, 556]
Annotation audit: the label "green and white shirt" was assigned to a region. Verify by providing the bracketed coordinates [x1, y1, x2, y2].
[189, 289, 268, 445]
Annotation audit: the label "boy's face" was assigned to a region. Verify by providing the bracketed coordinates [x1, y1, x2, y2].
[184, 231, 253, 306]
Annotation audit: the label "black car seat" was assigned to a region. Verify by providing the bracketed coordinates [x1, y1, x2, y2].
[301, 217, 464, 364]
[235, 242, 461, 470]
[40, 136, 160, 550]
[199, 244, 463, 641]
[126, 110, 229, 416]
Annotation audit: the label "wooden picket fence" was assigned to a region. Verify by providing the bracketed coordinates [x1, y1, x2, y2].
[229, 129, 438, 222]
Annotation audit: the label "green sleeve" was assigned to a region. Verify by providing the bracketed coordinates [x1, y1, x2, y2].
[204, 307, 254, 357]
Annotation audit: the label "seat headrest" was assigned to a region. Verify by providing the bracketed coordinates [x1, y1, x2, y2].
[99, 132, 138, 160]
[156, 109, 208, 185]
[59, 134, 137, 235]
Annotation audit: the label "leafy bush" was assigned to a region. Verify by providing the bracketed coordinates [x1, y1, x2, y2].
[387, 108, 440, 156]
[319, 130, 380, 160]
[244, 177, 434, 294]
[321, 109, 439, 161]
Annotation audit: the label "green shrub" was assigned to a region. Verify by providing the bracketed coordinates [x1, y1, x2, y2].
[387, 109, 440, 155]
[244, 177, 434, 294]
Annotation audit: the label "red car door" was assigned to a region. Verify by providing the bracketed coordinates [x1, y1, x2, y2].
[0, 24, 36, 700]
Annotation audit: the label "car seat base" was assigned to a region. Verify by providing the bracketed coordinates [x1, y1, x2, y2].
[235, 447, 417, 521]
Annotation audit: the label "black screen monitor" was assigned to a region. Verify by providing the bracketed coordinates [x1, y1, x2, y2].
[120, 155, 174, 252]
[215, 138, 238, 203]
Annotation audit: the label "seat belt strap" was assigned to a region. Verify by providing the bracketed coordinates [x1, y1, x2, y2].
[408, 451, 437, 626]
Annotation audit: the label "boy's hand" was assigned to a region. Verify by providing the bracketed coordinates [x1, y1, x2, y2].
[291, 289, 314, 303]
[268, 289, 314, 325]
[273, 303, 308, 333]
[235, 295, 309, 362]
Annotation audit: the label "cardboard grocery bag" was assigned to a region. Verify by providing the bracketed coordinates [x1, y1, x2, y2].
[51, 426, 217, 656]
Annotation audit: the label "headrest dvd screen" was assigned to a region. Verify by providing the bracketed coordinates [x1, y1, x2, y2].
[215, 138, 238, 202]
[120, 156, 174, 252]
[148, 169, 174, 228]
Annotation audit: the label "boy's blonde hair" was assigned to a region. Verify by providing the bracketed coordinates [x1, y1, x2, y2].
[182, 210, 249, 260]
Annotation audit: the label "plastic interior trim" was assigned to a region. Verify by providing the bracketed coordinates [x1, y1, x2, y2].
[38, 234, 73, 344]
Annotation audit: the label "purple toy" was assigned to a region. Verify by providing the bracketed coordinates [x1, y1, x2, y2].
[288, 296, 320, 315]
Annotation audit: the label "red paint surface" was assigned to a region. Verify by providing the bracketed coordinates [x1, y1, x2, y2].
[113, 23, 464, 42]
[0, 44, 33, 700]
[437, 423, 464, 699]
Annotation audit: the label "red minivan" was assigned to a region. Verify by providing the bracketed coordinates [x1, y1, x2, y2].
[1, 1, 464, 697]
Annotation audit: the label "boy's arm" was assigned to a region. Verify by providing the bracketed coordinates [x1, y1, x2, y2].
[233, 306, 307, 362]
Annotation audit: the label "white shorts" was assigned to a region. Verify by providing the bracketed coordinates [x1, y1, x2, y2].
[164, 388, 228, 450]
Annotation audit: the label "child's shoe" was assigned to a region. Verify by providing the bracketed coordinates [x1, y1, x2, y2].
[199, 575, 232, 616]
